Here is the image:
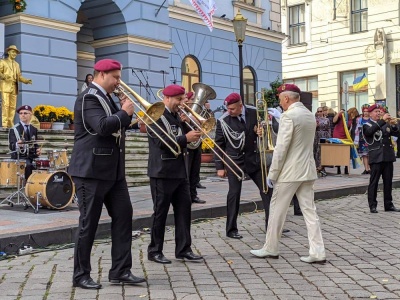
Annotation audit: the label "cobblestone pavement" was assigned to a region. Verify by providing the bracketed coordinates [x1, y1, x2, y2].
[1, 190, 400, 300]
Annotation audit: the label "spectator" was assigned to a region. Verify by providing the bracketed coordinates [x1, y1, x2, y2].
[326, 108, 336, 137]
[354, 104, 371, 174]
[314, 107, 331, 177]
[80, 73, 93, 93]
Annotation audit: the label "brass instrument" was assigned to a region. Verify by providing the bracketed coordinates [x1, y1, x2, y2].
[255, 92, 275, 193]
[114, 80, 182, 157]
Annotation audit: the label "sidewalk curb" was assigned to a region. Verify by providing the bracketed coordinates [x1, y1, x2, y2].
[1, 180, 399, 249]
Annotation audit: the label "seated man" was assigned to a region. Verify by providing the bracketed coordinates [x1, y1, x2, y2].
[8, 105, 41, 180]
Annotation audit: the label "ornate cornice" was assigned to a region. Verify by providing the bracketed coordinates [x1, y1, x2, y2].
[168, 5, 285, 43]
[77, 51, 95, 61]
[91, 35, 173, 51]
[0, 13, 82, 33]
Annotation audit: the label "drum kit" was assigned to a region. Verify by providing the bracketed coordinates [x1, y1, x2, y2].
[0, 140, 75, 213]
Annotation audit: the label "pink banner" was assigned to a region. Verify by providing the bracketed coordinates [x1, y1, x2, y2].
[190, 0, 216, 32]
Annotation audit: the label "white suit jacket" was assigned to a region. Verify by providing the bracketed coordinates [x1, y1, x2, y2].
[269, 102, 318, 182]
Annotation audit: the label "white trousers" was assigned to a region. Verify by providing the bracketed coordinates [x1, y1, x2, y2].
[262, 180, 326, 258]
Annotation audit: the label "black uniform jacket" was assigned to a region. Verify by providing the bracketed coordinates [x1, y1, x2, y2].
[147, 109, 189, 179]
[363, 119, 399, 164]
[214, 105, 260, 174]
[68, 83, 131, 181]
[8, 122, 39, 160]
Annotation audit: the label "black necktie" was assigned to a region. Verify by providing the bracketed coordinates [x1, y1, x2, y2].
[24, 125, 30, 140]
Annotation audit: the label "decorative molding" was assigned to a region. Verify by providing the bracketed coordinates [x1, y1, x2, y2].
[91, 35, 173, 51]
[77, 51, 95, 61]
[169, 6, 285, 43]
[232, 1, 266, 14]
[0, 13, 82, 33]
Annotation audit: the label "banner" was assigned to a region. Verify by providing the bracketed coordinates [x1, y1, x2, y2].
[352, 73, 368, 92]
[190, 0, 216, 32]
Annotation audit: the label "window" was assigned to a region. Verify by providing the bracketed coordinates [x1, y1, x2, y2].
[181, 56, 201, 92]
[284, 76, 318, 111]
[340, 70, 368, 111]
[351, 0, 368, 33]
[289, 4, 305, 45]
[243, 67, 256, 106]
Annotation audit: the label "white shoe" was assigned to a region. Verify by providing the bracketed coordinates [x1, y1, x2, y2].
[300, 256, 326, 264]
[250, 249, 279, 259]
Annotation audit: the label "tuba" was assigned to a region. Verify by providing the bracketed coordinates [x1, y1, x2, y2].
[185, 83, 217, 149]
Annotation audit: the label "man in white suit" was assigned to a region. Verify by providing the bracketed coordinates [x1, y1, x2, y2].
[250, 84, 326, 264]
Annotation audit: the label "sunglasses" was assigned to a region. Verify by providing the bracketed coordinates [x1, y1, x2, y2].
[19, 112, 31, 115]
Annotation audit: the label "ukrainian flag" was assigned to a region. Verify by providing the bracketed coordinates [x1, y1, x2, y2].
[352, 73, 368, 92]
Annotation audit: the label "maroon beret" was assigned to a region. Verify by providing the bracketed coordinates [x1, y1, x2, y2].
[224, 93, 241, 106]
[186, 92, 194, 99]
[94, 59, 122, 72]
[368, 104, 379, 113]
[277, 83, 301, 94]
[16, 105, 32, 113]
[163, 85, 186, 97]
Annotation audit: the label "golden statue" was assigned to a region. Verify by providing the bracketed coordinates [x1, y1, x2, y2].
[0, 45, 33, 128]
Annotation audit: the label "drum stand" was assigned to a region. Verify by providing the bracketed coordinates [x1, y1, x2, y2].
[0, 150, 37, 213]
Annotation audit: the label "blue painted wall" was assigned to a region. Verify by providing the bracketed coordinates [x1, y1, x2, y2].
[0, 0, 282, 122]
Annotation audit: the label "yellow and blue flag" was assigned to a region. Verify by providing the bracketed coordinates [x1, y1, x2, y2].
[352, 73, 368, 92]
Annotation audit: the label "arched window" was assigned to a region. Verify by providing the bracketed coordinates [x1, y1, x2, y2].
[243, 66, 256, 106]
[181, 56, 201, 92]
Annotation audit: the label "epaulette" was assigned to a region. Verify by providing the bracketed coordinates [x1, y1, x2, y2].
[218, 111, 229, 121]
[364, 122, 372, 127]
[87, 88, 98, 95]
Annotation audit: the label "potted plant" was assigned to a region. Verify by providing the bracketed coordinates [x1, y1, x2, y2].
[33, 105, 57, 129]
[69, 112, 74, 130]
[52, 106, 73, 130]
[201, 137, 215, 163]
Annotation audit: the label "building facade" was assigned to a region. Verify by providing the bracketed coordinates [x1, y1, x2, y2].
[281, 0, 400, 114]
[0, 0, 284, 123]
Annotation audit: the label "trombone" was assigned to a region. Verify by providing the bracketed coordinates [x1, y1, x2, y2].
[255, 92, 275, 193]
[179, 105, 245, 181]
[114, 80, 182, 157]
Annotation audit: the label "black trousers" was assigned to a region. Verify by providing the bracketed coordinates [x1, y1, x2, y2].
[148, 178, 192, 257]
[368, 162, 394, 210]
[188, 147, 201, 200]
[226, 168, 272, 235]
[72, 177, 133, 283]
[292, 194, 301, 214]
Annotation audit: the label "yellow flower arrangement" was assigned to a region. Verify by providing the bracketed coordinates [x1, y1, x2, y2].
[201, 137, 215, 153]
[33, 105, 57, 122]
[55, 106, 73, 123]
[70, 112, 74, 124]
[33, 105, 73, 123]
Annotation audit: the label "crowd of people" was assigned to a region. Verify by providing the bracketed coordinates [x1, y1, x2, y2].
[5, 57, 400, 290]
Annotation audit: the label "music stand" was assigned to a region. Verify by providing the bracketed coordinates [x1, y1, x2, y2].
[0, 144, 37, 213]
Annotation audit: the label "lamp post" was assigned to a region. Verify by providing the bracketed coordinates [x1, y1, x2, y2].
[232, 9, 247, 101]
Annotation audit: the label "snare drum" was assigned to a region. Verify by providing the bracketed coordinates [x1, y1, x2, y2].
[33, 157, 50, 170]
[0, 159, 26, 186]
[48, 149, 69, 169]
[25, 170, 75, 210]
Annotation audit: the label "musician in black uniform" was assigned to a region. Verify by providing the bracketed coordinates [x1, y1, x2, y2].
[183, 91, 206, 204]
[363, 104, 400, 213]
[8, 105, 41, 179]
[147, 84, 203, 264]
[214, 93, 272, 239]
[69, 59, 145, 289]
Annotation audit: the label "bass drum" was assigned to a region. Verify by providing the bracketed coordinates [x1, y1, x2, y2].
[25, 171, 75, 210]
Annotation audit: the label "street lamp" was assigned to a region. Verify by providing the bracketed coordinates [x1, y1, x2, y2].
[232, 9, 247, 101]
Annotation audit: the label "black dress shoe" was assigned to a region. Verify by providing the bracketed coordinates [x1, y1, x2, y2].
[294, 211, 303, 216]
[176, 251, 203, 260]
[73, 278, 102, 289]
[196, 183, 206, 189]
[192, 197, 206, 204]
[370, 208, 378, 213]
[227, 232, 243, 239]
[148, 253, 172, 264]
[385, 207, 400, 212]
[109, 271, 146, 284]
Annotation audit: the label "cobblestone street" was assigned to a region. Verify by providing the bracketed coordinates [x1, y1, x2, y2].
[1, 190, 400, 300]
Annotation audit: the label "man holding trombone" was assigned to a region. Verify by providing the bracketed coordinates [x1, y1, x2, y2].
[147, 84, 203, 264]
[214, 92, 272, 239]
